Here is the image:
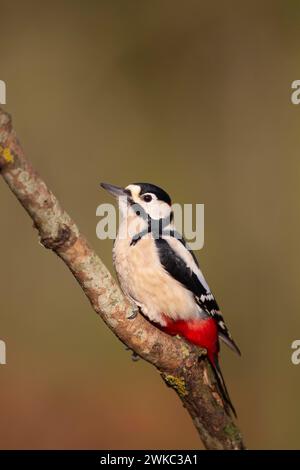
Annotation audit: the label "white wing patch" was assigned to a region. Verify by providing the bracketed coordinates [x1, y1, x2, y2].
[165, 236, 211, 292]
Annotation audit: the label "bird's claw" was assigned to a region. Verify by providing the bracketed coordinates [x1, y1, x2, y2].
[124, 346, 140, 361]
[131, 351, 140, 362]
[126, 307, 139, 320]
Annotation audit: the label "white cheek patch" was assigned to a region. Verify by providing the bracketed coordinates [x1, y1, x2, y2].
[146, 201, 171, 220]
[147, 202, 160, 220]
[158, 201, 171, 219]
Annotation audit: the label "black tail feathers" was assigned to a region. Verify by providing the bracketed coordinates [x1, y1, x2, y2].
[210, 357, 237, 418]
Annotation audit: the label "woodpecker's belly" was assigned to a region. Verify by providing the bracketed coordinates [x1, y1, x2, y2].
[113, 235, 199, 326]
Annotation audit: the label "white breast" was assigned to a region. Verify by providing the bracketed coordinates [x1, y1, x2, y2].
[113, 228, 200, 326]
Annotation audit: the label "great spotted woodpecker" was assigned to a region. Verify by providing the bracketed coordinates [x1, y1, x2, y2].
[101, 182, 240, 416]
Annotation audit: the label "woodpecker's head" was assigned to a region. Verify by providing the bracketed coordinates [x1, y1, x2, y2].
[100, 182, 172, 221]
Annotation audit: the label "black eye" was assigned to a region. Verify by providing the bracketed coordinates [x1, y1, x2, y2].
[143, 194, 152, 203]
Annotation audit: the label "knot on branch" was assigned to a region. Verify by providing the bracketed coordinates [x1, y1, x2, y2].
[40, 224, 76, 251]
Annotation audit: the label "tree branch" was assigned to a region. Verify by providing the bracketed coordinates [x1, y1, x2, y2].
[0, 108, 245, 450]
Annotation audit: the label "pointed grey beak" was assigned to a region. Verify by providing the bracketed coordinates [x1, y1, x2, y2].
[100, 182, 127, 198]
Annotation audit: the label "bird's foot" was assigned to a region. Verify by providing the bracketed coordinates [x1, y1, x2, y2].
[126, 305, 140, 320]
[124, 346, 140, 362]
[131, 351, 140, 362]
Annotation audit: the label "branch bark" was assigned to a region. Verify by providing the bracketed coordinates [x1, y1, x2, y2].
[0, 108, 245, 450]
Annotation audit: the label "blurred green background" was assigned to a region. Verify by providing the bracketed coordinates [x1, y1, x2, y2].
[0, 0, 300, 450]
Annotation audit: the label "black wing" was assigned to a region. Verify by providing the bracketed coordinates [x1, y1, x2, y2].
[155, 238, 219, 314]
[155, 238, 240, 355]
